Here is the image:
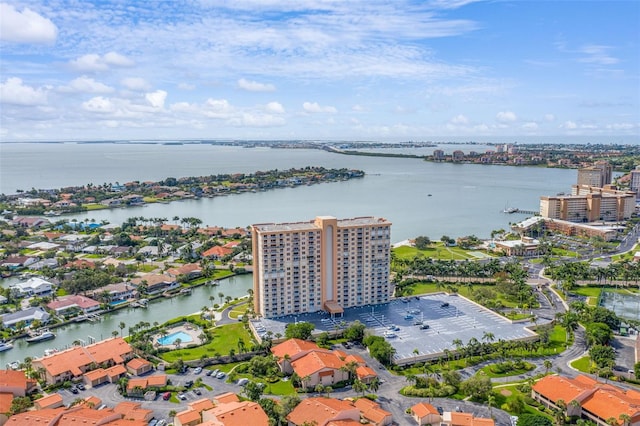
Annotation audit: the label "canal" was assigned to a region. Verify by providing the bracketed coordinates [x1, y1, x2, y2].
[0, 274, 252, 365]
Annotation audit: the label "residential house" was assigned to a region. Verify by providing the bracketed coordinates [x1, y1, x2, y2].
[47, 295, 101, 315]
[201, 246, 233, 260]
[166, 263, 202, 280]
[532, 374, 640, 426]
[12, 217, 49, 229]
[126, 358, 153, 376]
[26, 242, 61, 251]
[87, 282, 137, 303]
[56, 407, 122, 426]
[0, 256, 38, 270]
[202, 397, 269, 426]
[6, 407, 67, 426]
[130, 274, 178, 294]
[10, 277, 54, 297]
[113, 402, 153, 422]
[271, 338, 324, 374]
[175, 409, 202, 426]
[33, 337, 134, 385]
[353, 398, 392, 426]
[287, 397, 360, 426]
[410, 402, 441, 425]
[441, 412, 495, 426]
[0, 393, 11, 425]
[34, 393, 64, 410]
[355, 366, 378, 384]
[1, 307, 51, 328]
[126, 374, 167, 396]
[29, 258, 59, 270]
[0, 369, 37, 397]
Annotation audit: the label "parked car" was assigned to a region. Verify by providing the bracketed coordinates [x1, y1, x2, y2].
[69, 386, 79, 394]
[237, 378, 249, 386]
[148, 419, 157, 426]
[76, 383, 85, 391]
[157, 420, 166, 426]
[216, 372, 226, 379]
[420, 324, 430, 330]
[162, 392, 171, 401]
[193, 388, 202, 395]
[441, 302, 450, 308]
[194, 367, 202, 374]
[205, 369, 214, 376]
[211, 369, 220, 376]
[177, 393, 187, 401]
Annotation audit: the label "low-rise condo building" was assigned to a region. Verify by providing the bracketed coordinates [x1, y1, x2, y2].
[252, 216, 391, 318]
[540, 185, 635, 223]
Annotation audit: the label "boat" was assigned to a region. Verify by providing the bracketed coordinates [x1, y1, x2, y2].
[74, 315, 88, 323]
[179, 288, 192, 295]
[503, 207, 519, 214]
[44, 348, 58, 356]
[6, 361, 20, 370]
[25, 330, 56, 343]
[0, 341, 13, 352]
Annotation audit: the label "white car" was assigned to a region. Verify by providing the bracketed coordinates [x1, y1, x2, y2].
[216, 372, 226, 379]
[177, 393, 187, 400]
[193, 367, 203, 374]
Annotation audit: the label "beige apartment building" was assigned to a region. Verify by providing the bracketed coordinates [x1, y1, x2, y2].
[577, 161, 612, 188]
[540, 185, 635, 222]
[251, 216, 392, 318]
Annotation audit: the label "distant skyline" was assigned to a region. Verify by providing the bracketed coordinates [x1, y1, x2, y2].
[0, 0, 639, 142]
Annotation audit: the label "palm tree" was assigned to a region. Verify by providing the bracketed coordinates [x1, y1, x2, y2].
[218, 292, 224, 305]
[174, 338, 182, 349]
[487, 395, 495, 418]
[620, 413, 632, 426]
[119, 321, 126, 337]
[544, 360, 553, 375]
[369, 377, 380, 393]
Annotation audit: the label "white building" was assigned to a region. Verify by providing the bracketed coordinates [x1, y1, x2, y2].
[10, 277, 54, 297]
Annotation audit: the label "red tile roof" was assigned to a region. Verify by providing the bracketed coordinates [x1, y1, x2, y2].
[271, 338, 320, 359]
[411, 402, 439, 418]
[0, 392, 14, 413]
[287, 397, 358, 426]
[291, 350, 347, 378]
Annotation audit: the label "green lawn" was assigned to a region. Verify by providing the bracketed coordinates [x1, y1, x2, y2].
[492, 384, 552, 419]
[392, 243, 488, 261]
[229, 303, 249, 319]
[479, 362, 535, 378]
[160, 323, 254, 362]
[83, 203, 108, 210]
[570, 356, 593, 373]
[406, 281, 524, 310]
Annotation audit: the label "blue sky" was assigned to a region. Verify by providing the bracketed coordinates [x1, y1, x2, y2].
[0, 0, 638, 142]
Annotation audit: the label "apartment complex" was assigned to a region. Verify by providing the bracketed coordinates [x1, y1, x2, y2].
[577, 161, 613, 188]
[251, 216, 391, 318]
[631, 166, 640, 199]
[540, 185, 635, 223]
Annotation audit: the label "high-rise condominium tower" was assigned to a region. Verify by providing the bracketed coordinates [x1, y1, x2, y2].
[251, 216, 392, 318]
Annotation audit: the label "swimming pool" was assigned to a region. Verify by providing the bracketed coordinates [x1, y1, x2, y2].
[157, 331, 193, 345]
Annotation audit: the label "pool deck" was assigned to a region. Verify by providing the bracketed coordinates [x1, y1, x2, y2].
[155, 323, 204, 348]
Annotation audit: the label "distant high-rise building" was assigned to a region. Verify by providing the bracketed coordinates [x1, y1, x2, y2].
[433, 149, 445, 160]
[577, 161, 612, 188]
[540, 185, 635, 222]
[251, 216, 392, 318]
[630, 166, 640, 198]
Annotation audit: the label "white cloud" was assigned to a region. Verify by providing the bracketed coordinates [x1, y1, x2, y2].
[265, 101, 285, 114]
[522, 122, 538, 130]
[59, 76, 114, 94]
[237, 78, 276, 92]
[352, 105, 366, 112]
[560, 121, 577, 129]
[230, 113, 286, 127]
[178, 82, 196, 90]
[450, 114, 468, 124]
[0, 77, 48, 105]
[82, 96, 115, 113]
[303, 102, 337, 113]
[145, 90, 167, 108]
[121, 77, 151, 91]
[496, 111, 517, 123]
[579, 45, 619, 65]
[0, 3, 57, 44]
[70, 52, 134, 72]
[203, 99, 234, 119]
[103, 52, 135, 67]
[544, 114, 555, 122]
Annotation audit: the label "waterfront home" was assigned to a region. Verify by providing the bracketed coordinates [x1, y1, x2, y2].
[532, 374, 640, 426]
[9, 277, 54, 296]
[0, 256, 38, 270]
[86, 282, 137, 303]
[122, 194, 144, 205]
[46, 295, 101, 316]
[130, 274, 178, 294]
[100, 198, 122, 207]
[34, 393, 64, 410]
[287, 397, 360, 426]
[166, 263, 202, 280]
[26, 241, 61, 251]
[29, 258, 59, 270]
[33, 337, 134, 385]
[1, 307, 51, 328]
[11, 216, 49, 229]
[0, 370, 37, 397]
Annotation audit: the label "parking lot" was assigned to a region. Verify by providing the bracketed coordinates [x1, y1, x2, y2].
[253, 293, 537, 363]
